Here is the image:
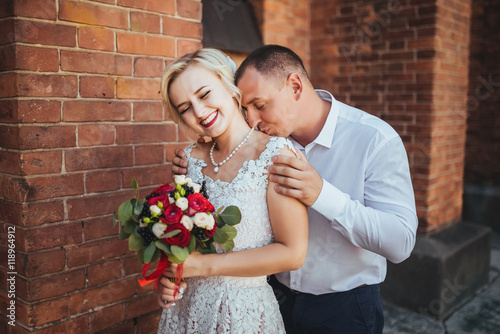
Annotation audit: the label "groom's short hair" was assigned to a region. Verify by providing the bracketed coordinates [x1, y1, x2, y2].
[235, 45, 310, 87]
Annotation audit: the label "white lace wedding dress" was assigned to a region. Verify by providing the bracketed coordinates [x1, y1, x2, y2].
[157, 137, 294, 334]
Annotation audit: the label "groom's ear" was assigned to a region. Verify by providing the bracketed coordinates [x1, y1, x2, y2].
[287, 73, 303, 101]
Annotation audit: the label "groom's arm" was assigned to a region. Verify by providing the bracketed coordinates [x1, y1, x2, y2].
[268, 138, 417, 264]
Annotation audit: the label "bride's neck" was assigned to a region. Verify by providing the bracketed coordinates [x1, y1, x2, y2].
[213, 118, 252, 156]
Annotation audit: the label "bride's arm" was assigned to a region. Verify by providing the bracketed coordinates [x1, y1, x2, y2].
[163, 147, 309, 278]
[157, 147, 308, 308]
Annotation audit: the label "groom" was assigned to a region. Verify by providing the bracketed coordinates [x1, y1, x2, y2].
[167, 45, 418, 333]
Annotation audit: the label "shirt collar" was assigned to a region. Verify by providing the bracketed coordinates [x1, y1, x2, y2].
[291, 89, 339, 150]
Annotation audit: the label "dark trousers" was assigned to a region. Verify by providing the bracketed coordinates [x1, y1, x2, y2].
[269, 275, 384, 334]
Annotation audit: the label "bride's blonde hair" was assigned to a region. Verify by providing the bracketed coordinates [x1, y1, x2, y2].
[161, 49, 242, 130]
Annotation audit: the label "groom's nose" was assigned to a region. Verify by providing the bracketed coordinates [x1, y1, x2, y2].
[246, 109, 261, 128]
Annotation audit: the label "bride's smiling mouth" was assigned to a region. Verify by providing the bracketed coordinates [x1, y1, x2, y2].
[200, 111, 218, 128]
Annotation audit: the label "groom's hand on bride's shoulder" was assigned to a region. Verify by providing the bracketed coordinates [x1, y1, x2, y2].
[172, 148, 188, 175]
[172, 137, 213, 175]
[267, 148, 323, 207]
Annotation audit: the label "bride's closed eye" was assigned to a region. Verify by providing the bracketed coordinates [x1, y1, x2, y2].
[200, 90, 210, 99]
[179, 90, 211, 115]
[180, 105, 190, 114]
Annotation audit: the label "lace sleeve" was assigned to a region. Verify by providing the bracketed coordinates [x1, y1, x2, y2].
[257, 137, 297, 165]
[184, 144, 207, 184]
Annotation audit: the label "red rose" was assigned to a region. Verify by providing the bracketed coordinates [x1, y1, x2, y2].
[151, 183, 175, 196]
[162, 223, 191, 248]
[205, 225, 216, 239]
[187, 193, 215, 214]
[147, 195, 170, 207]
[161, 204, 183, 223]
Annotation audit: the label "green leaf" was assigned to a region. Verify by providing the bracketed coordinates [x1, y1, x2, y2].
[131, 177, 139, 189]
[198, 247, 209, 254]
[143, 243, 156, 264]
[118, 228, 130, 240]
[138, 248, 145, 264]
[196, 239, 207, 249]
[216, 206, 224, 215]
[134, 199, 144, 216]
[220, 206, 242, 226]
[171, 245, 189, 262]
[187, 235, 196, 254]
[220, 239, 235, 252]
[151, 248, 160, 263]
[221, 225, 237, 241]
[213, 227, 228, 244]
[123, 220, 136, 234]
[117, 200, 133, 223]
[155, 240, 171, 254]
[167, 253, 183, 264]
[198, 243, 217, 254]
[112, 212, 118, 228]
[129, 233, 143, 251]
[215, 215, 225, 228]
[159, 229, 180, 239]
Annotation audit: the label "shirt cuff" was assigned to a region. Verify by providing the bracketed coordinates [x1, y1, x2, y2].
[311, 179, 348, 221]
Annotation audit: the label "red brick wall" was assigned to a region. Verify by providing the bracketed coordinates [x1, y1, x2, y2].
[250, 0, 310, 69]
[464, 0, 500, 186]
[310, 0, 471, 233]
[0, 0, 202, 332]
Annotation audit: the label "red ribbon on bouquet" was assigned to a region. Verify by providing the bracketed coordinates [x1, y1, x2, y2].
[138, 253, 169, 289]
[138, 253, 184, 297]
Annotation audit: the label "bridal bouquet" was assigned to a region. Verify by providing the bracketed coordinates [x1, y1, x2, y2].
[113, 175, 241, 288]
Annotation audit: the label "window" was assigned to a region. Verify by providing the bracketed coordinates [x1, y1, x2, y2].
[202, 0, 263, 52]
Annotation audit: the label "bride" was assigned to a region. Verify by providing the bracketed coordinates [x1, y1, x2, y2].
[156, 48, 308, 333]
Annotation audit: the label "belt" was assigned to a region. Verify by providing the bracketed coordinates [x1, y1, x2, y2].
[290, 284, 367, 295]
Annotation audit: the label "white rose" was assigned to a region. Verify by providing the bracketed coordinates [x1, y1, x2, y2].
[175, 197, 189, 211]
[180, 215, 194, 231]
[174, 175, 186, 185]
[152, 223, 167, 238]
[188, 182, 201, 193]
[193, 212, 215, 230]
[168, 196, 175, 204]
[149, 205, 161, 216]
[185, 177, 192, 184]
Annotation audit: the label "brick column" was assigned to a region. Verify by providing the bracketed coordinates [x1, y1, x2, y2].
[462, 0, 500, 232]
[0, 0, 202, 332]
[310, 0, 470, 234]
[310, 0, 490, 320]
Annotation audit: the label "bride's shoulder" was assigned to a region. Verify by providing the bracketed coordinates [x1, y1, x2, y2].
[264, 136, 296, 156]
[252, 134, 297, 160]
[185, 142, 211, 161]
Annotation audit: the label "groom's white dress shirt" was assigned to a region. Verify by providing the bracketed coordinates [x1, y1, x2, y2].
[276, 90, 418, 295]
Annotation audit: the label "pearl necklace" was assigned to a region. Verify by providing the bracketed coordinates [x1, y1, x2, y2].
[210, 127, 254, 173]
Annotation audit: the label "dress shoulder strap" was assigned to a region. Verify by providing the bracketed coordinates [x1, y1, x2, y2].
[257, 137, 298, 165]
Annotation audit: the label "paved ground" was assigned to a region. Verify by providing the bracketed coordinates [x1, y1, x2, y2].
[383, 231, 500, 334]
